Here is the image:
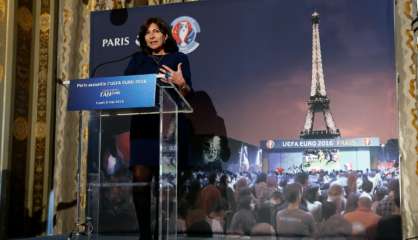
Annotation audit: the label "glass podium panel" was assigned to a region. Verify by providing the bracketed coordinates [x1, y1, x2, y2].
[86, 82, 191, 239]
[87, 113, 139, 238]
[159, 85, 178, 240]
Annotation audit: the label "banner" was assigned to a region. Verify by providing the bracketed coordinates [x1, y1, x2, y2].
[68, 74, 156, 110]
[262, 137, 380, 150]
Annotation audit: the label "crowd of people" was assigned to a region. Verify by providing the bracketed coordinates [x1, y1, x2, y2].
[175, 168, 401, 239]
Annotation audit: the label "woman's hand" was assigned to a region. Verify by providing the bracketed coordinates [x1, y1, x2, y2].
[159, 63, 190, 95]
[159, 63, 186, 87]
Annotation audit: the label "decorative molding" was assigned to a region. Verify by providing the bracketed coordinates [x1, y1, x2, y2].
[0, 0, 5, 24]
[54, 0, 76, 233]
[12, 117, 29, 141]
[396, 0, 418, 237]
[30, 0, 51, 221]
[0, 64, 3, 82]
[10, 0, 33, 234]
[17, 6, 32, 32]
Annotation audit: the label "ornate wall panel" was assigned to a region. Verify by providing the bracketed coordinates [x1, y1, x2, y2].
[0, 1, 14, 239]
[395, 0, 418, 238]
[1, 0, 57, 237]
[8, 0, 34, 237]
[54, 0, 138, 234]
[54, 1, 88, 234]
[27, 0, 56, 230]
[0, 0, 5, 84]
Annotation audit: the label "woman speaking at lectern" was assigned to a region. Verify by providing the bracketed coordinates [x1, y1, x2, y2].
[124, 17, 192, 239]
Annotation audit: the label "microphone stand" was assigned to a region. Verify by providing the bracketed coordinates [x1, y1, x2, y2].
[90, 52, 135, 77]
[58, 79, 92, 240]
[64, 51, 135, 239]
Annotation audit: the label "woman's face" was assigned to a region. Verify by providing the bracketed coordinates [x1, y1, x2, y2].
[145, 23, 167, 53]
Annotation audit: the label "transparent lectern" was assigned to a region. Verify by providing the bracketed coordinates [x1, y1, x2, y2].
[68, 74, 192, 240]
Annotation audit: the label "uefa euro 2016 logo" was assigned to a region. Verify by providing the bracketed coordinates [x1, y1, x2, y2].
[171, 16, 200, 54]
[266, 140, 275, 149]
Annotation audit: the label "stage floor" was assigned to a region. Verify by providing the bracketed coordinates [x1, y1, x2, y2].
[13, 234, 285, 240]
[13, 234, 280, 240]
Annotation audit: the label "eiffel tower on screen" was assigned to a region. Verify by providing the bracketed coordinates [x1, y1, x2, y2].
[300, 12, 341, 139]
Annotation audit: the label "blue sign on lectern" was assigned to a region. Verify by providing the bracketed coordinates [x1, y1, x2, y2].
[67, 74, 157, 111]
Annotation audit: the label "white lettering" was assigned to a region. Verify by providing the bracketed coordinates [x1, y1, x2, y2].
[102, 39, 109, 47]
[101, 36, 131, 48]
[115, 38, 121, 46]
[124, 37, 130, 45]
[108, 39, 114, 47]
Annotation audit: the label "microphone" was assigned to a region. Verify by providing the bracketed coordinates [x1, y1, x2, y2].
[56, 78, 70, 90]
[57, 78, 70, 85]
[90, 52, 136, 77]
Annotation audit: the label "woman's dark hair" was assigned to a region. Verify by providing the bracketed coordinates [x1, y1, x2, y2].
[137, 17, 179, 54]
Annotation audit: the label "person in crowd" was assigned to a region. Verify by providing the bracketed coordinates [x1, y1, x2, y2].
[217, 174, 236, 211]
[361, 177, 374, 199]
[346, 171, 358, 196]
[207, 198, 227, 234]
[183, 180, 207, 233]
[317, 201, 352, 238]
[372, 186, 388, 213]
[294, 172, 310, 211]
[187, 220, 213, 238]
[376, 178, 399, 217]
[266, 174, 279, 193]
[270, 191, 285, 213]
[179, 178, 206, 230]
[275, 183, 316, 238]
[198, 172, 222, 215]
[125, 17, 192, 240]
[177, 199, 188, 233]
[254, 172, 268, 197]
[376, 193, 402, 240]
[304, 184, 322, 222]
[233, 176, 249, 203]
[294, 172, 309, 190]
[344, 196, 381, 239]
[176, 167, 401, 239]
[343, 192, 360, 215]
[327, 182, 346, 214]
[257, 201, 275, 225]
[228, 187, 257, 236]
[250, 202, 276, 237]
[183, 179, 201, 210]
[254, 172, 272, 207]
